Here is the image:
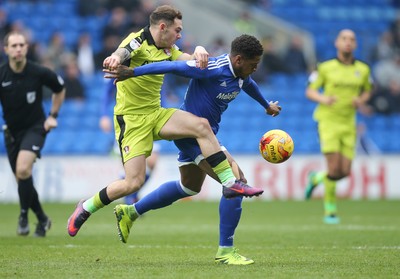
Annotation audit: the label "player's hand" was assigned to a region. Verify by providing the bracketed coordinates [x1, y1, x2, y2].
[99, 116, 112, 133]
[103, 65, 134, 83]
[266, 101, 281, 117]
[352, 97, 364, 109]
[321, 95, 336, 106]
[44, 116, 58, 131]
[193, 46, 209, 69]
[103, 54, 122, 70]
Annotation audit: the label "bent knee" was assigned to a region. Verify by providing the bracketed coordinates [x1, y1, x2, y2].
[15, 168, 32, 180]
[196, 118, 212, 135]
[180, 180, 202, 193]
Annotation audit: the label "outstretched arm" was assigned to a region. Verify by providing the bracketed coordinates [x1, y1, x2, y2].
[177, 46, 209, 69]
[242, 78, 281, 117]
[103, 60, 217, 82]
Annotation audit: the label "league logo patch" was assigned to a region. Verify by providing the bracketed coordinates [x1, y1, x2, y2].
[26, 91, 36, 104]
[309, 71, 318, 82]
[186, 60, 197, 67]
[129, 39, 141, 50]
[57, 75, 65, 85]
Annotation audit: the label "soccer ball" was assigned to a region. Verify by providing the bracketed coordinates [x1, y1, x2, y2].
[259, 129, 294, 164]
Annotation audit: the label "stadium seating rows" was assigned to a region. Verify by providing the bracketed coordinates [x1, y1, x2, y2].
[0, 0, 399, 155]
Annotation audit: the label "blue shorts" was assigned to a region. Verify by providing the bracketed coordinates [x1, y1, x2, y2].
[174, 138, 225, 166]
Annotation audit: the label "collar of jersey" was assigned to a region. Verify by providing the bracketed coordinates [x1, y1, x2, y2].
[143, 25, 155, 46]
[335, 57, 355, 65]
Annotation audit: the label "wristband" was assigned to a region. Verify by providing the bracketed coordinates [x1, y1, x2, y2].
[49, 112, 58, 119]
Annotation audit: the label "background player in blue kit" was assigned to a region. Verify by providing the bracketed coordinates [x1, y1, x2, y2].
[105, 34, 281, 265]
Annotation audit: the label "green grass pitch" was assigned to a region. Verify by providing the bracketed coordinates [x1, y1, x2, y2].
[0, 200, 399, 278]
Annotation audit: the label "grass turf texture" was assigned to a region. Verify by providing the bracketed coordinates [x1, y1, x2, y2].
[0, 200, 399, 279]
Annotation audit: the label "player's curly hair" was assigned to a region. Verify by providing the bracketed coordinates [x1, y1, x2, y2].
[150, 5, 182, 26]
[231, 34, 263, 59]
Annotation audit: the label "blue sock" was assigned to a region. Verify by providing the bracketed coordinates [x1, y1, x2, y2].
[219, 196, 243, 247]
[134, 180, 191, 215]
[125, 173, 150, 204]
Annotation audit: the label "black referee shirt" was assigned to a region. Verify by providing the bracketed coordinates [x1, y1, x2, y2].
[0, 61, 64, 133]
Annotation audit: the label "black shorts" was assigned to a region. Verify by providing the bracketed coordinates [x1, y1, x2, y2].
[4, 123, 47, 173]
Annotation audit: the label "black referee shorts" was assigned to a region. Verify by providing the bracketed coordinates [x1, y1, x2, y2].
[4, 123, 47, 173]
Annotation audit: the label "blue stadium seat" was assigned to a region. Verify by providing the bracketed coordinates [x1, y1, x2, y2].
[157, 140, 178, 154]
[58, 115, 81, 130]
[42, 131, 76, 154]
[59, 101, 85, 118]
[54, 2, 76, 17]
[80, 116, 100, 131]
[0, 133, 5, 154]
[3, 0, 396, 155]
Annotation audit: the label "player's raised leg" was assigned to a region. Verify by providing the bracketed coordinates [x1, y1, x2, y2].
[159, 110, 263, 198]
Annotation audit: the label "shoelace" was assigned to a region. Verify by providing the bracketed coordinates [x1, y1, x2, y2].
[231, 248, 243, 260]
[76, 211, 90, 224]
[235, 180, 249, 188]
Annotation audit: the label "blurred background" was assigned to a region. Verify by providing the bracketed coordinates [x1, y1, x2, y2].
[0, 0, 399, 201]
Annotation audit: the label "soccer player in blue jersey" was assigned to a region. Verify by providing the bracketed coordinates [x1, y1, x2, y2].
[104, 34, 281, 265]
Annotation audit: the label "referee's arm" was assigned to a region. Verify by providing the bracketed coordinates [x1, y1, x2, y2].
[49, 88, 66, 118]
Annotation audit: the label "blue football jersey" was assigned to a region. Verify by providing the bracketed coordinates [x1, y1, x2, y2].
[134, 54, 270, 134]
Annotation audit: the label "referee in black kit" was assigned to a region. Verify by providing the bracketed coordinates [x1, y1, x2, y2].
[0, 31, 65, 237]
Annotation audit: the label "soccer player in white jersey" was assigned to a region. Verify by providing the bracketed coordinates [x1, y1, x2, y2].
[104, 34, 281, 265]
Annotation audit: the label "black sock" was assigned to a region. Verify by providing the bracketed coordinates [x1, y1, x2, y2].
[18, 177, 34, 218]
[30, 186, 47, 222]
[205, 151, 227, 168]
[99, 187, 112, 205]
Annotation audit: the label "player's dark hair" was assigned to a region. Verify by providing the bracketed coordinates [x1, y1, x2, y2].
[231, 34, 263, 59]
[3, 31, 26, 46]
[150, 5, 182, 26]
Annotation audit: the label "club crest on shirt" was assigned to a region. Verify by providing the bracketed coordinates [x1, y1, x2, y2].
[26, 91, 36, 104]
[238, 79, 243, 88]
[354, 70, 361, 78]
